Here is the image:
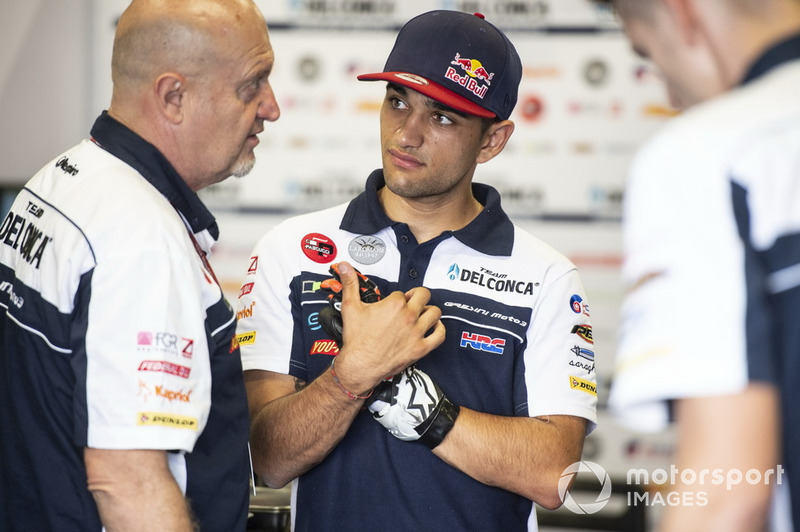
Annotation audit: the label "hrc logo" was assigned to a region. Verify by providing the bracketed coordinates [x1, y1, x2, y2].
[460, 332, 506, 354]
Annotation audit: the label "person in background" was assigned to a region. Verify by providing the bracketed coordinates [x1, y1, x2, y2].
[593, 0, 800, 530]
[0, 0, 280, 529]
[237, 10, 597, 531]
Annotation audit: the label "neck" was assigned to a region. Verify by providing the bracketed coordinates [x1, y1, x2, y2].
[377, 186, 484, 244]
[697, 1, 800, 87]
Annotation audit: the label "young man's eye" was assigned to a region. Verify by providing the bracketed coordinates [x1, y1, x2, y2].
[434, 112, 453, 125]
[389, 97, 407, 110]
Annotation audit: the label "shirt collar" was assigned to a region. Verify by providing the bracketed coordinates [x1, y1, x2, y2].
[741, 32, 800, 85]
[89, 111, 220, 240]
[341, 169, 515, 256]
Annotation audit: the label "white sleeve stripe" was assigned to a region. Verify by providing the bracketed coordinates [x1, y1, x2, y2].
[767, 263, 800, 293]
[440, 314, 525, 343]
[3, 307, 72, 354]
[210, 313, 236, 338]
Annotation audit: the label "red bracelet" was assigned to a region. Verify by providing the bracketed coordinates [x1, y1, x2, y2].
[330, 358, 372, 400]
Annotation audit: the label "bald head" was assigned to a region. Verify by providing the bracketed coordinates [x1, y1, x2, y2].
[106, 0, 279, 190]
[111, 0, 265, 94]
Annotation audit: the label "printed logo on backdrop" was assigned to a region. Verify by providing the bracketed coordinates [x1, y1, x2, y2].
[559, 461, 612, 514]
[349, 235, 386, 265]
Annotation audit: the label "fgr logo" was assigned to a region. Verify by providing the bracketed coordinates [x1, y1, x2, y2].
[559, 461, 612, 514]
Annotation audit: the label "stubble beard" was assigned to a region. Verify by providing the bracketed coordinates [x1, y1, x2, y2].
[231, 154, 256, 178]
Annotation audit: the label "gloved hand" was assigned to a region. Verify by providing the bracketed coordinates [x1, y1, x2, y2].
[318, 263, 381, 346]
[367, 365, 460, 449]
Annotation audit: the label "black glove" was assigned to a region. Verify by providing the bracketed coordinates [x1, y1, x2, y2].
[367, 366, 461, 449]
[318, 263, 381, 346]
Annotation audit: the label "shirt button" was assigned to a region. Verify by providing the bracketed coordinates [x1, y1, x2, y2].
[409, 269, 418, 279]
[400, 235, 409, 244]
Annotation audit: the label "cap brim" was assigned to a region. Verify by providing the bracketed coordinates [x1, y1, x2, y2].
[357, 71, 496, 119]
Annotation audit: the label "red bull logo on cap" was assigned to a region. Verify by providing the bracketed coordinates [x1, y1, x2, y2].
[444, 52, 494, 99]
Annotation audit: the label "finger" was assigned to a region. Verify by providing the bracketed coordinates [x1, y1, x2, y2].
[422, 320, 447, 349]
[419, 304, 442, 326]
[336, 262, 360, 307]
[404, 286, 432, 309]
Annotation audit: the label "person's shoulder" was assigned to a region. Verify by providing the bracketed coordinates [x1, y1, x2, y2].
[29, 140, 176, 227]
[639, 64, 800, 164]
[511, 225, 576, 271]
[250, 201, 352, 253]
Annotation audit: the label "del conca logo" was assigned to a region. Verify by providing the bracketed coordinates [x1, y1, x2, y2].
[448, 263, 538, 295]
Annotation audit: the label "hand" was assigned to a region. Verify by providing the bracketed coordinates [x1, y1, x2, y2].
[318, 263, 381, 346]
[330, 262, 445, 395]
[367, 366, 460, 448]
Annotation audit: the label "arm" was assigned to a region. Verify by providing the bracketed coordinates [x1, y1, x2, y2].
[247, 262, 445, 488]
[245, 367, 365, 488]
[85, 448, 195, 532]
[433, 411, 587, 509]
[660, 383, 779, 532]
[367, 366, 588, 508]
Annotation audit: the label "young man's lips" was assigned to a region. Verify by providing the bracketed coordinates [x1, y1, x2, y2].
[389, 149, 422, 168]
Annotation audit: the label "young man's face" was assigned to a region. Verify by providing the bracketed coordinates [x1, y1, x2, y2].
[379, 84, 490, 202]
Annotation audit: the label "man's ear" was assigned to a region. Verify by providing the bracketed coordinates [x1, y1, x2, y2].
[155, 73, 186, 124]
[477, 120, 515, 164]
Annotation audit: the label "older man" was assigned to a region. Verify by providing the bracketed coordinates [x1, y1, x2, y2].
[0, 0, 279, 530]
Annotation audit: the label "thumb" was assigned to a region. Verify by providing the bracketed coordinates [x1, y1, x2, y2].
[336, 261, 359, 306]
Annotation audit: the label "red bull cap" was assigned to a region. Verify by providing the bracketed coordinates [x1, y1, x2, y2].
[358, 11, 522, 121]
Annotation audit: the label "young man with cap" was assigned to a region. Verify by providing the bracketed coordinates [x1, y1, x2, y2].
[593, 0, 800, 530]
[238, 11, 597, 530]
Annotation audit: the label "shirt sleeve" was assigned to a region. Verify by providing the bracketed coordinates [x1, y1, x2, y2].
[83, 231, 214, 452]
[609, 132, 750, 432]
[236, 225, 299, 377]
[524, 267, 598, 434]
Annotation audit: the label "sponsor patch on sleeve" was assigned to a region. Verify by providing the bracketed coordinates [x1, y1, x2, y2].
[569, 375, 597, 397]
[301, 233, 337, 264]
[137, 412, 198, 430]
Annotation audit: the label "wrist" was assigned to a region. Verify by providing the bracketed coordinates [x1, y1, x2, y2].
[419, 397, 460, 449]
[329, 357, 373, 400]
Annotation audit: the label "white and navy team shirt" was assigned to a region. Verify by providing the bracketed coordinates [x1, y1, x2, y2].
[610, 34, 800, 527]
[0, 113, 250, 531]
[237, 171, 598, 531]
